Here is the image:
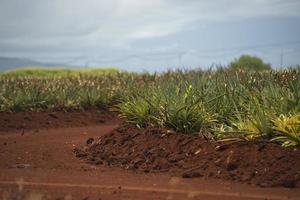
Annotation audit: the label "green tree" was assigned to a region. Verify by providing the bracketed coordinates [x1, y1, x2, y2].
[229, 55, 271, 71]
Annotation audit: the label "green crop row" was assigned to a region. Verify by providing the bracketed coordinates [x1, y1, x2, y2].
[0, 67, 299, 146]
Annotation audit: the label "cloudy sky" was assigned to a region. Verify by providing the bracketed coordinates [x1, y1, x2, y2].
[1, 0, 300, 71]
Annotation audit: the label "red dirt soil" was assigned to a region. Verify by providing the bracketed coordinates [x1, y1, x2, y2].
[1, 110, 300, 199]
[76, 126, 300, 188]
[0, 109, 118, 131]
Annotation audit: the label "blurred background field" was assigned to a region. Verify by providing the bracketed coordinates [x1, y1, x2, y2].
[1, 61, 299, 147]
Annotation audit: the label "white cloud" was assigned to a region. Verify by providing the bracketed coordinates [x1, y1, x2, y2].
[0, 0, 300, 63]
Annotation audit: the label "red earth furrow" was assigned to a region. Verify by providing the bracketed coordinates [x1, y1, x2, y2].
[0, 111, 299, 200]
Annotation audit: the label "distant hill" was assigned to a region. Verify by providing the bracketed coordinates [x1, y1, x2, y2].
[0, 56, 63, 70]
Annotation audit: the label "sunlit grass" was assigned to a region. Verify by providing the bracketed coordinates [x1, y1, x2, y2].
[1, 66, 119, 77]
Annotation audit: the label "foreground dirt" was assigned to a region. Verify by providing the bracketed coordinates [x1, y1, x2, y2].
[76, 126, 300, 188]
[0, 111, 300, 199]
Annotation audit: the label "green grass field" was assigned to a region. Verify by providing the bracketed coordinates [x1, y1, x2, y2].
[0, 66, 299, 147]
[0, 67, 119, 76]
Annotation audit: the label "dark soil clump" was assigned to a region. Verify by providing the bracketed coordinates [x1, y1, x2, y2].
[75, 126, 300, 188]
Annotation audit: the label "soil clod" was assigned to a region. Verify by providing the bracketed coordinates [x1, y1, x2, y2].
[75, 126, 300, 188]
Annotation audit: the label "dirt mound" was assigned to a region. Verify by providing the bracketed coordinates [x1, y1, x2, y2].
[75, 126, 300, 188]
[0, 109, 118, 131]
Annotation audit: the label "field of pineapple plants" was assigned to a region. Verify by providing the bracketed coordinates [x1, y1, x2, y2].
[1, 67, 299, 147]
[1, 67, 300, 196]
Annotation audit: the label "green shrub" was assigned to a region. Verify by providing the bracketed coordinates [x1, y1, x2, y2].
[229, 55, 271, 71]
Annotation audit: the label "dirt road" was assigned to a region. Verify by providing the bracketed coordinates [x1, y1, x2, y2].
[0, 111, 299, 200]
